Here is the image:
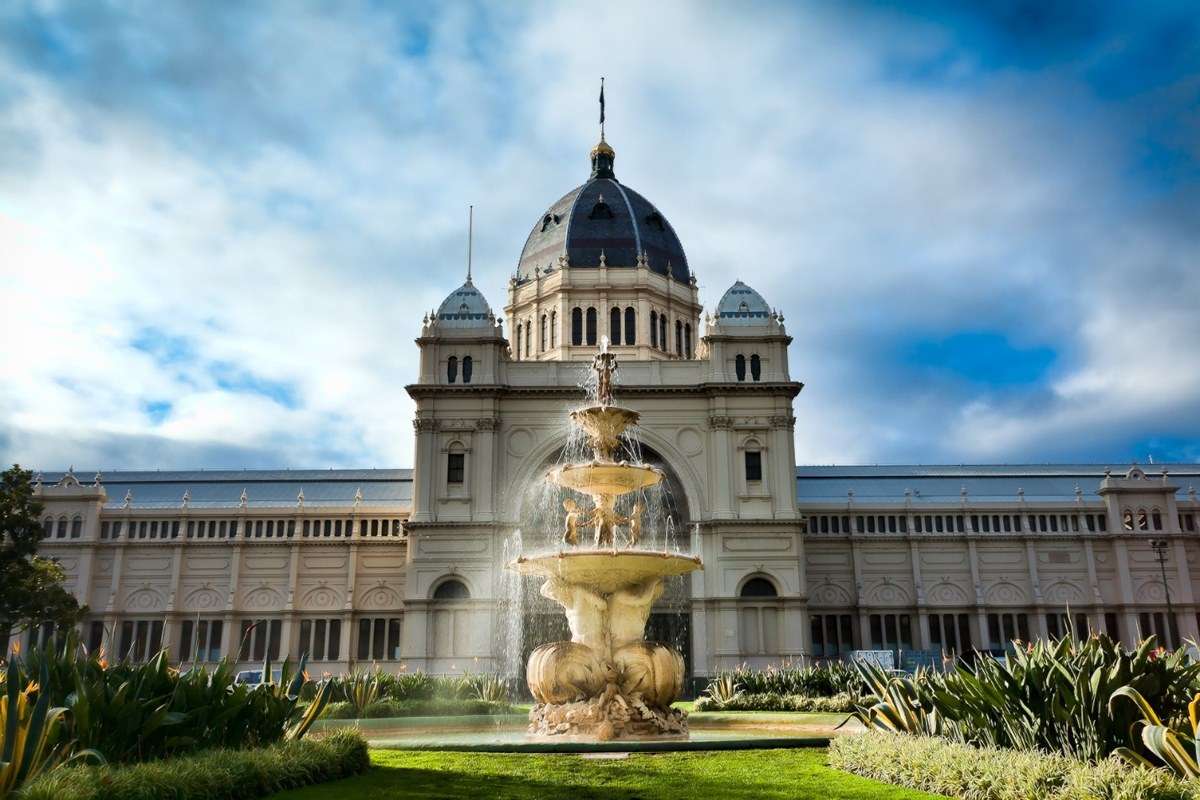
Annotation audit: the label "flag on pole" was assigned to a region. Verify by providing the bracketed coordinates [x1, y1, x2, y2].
[599, 77, 605, 128]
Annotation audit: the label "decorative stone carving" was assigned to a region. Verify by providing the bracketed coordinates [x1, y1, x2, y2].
[413, 418, 439, 432]
[526, 641, 606, 704]
[985, 581, 1027, 604]
[769, 415, 795, 430]
[475, 417, 499, 431]
[708, 415, 734, 430]
[927, 581, 970, 605]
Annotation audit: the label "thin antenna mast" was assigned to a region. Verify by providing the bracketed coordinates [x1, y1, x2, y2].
[467, 204, 473, 282]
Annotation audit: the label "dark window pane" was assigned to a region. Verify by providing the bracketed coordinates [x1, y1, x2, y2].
[180, 621, 194, 661]
[372, 619, 386, 660]
[447, 453, 465, 484]
[329, 620, 341, 661]
[299, 620, 312, 658]
[314, 620, 326, 660]
[357, 619, 371, 660]
[745, 451, 762, 482]
[268, 620, 281, 660]
[387, 619, 401, 660]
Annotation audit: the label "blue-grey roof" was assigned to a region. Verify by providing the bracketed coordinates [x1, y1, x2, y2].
[795, 464, 1200, 504]
[436, 279, 494, 328]
[40, 470, 413, 510]
[516, 144, 689, 282]
[716, 281, 771, 324]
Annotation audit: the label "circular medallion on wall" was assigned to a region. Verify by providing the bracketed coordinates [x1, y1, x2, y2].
[675, 427, 703, 457]
[507, 428, 534, 458]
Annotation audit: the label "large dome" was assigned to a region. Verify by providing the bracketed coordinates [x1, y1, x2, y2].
[516, 140, 690, 284]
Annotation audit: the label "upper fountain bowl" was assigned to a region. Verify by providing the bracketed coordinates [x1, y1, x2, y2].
[549, 463, 663, 496]
[570, 405, 640, 461]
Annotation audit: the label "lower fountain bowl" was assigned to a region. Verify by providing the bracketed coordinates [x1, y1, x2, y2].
[509, 549, 702, 595]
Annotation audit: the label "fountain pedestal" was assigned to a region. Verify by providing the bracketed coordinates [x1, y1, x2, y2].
[512, 550, 702, 738]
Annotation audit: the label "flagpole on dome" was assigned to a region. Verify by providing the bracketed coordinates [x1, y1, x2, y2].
[599, 76, 605, 142]
[466, 204, 473, 283]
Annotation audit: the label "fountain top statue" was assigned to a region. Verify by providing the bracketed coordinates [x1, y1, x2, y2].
[592, 335, 618, 407]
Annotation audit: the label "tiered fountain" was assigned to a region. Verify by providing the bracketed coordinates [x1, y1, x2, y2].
[508, 340, 703, 740]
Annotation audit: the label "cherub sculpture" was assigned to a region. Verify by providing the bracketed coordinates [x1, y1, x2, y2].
[562, 498, 586, 546]
[626, 501, 643, 547]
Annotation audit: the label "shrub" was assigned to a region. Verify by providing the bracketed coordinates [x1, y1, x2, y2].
[701, 662, 864, 700]
[851, 635, 1200, 762]
[5, 633, 332, 764]
[322, 698, 514, 719]
[20, 729, 369, 800]
[829, 731, 1199, 800]
[694, 692, 857, 713]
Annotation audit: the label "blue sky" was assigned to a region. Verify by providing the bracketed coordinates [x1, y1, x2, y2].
[1, 1, 1198, 469]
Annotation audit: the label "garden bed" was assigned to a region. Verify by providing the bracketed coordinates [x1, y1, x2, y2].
[21, 730, 369, 800]
[830, 732, 1200, 800]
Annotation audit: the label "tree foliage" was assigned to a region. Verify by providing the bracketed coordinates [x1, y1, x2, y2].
[0, 465, 84, 636]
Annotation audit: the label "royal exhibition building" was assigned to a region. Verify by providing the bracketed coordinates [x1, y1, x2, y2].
[19, 131, 1200, 685]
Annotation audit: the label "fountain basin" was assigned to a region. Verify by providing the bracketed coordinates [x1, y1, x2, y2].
[510, 549, 701, 594]
[548, 463, 663, 497]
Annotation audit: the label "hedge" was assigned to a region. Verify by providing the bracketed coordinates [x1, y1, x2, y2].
[694, 692, 857, 713]
[20, 730, 369, 800]
[829, 732, 1200, 800]
[322, 698, 514, 719]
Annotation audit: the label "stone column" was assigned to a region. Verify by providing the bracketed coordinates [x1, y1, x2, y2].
[1113, 539, 1138, 646]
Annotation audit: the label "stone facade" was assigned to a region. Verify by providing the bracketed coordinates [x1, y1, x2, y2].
[17, 134, 1200, 679]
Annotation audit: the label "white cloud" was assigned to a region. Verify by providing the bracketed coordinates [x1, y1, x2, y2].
[1, 1, 1197, 470]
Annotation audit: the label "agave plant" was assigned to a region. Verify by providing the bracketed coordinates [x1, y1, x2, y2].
[0, 659, 94, 798]
[1109, 686, 1200, 778]
[341, 668, 382, 719]
[849, 659, 943, 736]
[467, 674, 509, 704]
[701, 673, 741, 709]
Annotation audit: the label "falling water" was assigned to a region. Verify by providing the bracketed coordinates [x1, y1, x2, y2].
[495, 344, 698, 695]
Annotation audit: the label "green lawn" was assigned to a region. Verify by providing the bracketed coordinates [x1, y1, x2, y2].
[269, 748, 942, 799]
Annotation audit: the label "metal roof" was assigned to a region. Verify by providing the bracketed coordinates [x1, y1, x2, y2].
[39, 469, 413, 510]
[794, 464, 1200, 504]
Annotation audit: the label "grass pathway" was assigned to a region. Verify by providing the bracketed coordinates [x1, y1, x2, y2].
[271, 748, 942, 799]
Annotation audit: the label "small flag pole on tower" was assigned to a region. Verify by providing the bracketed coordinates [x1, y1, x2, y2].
[467, 204, 473, 282]
[599, 77, 605, 140]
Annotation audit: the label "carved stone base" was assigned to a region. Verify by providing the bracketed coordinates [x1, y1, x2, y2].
[528, 694, 688, 740]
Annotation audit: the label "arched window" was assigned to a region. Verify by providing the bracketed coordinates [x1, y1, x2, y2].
[550, 310, 558, 347]
[585, 307, 597, 345]
[750, 354, 761, 381]
[42, 518, 53, 536]
[674, 320, 683, 356]
[735, 354, 747, 381]
[540, 315, 547, 351]
[515, 324, 522, 359]
[684, 323, 692, 358]
[740, 577, 778, 598]
[1122, 509, 1134, 530]
[525, 320, 532, 357]
[462, 356, 473, 384]
[1152, 510, 1163, 530]
[1137, 509, 1149, 530]
[624, 307, 636, 345]
[56, 517, 67, 539]
[446, 443, 465, 485]
[433, 579, 471, 600]
[447, 356, 458, 383]
[610, 307, 621, 344]
[650, 311, 658, 348]
[71, 516, 82, 539]
[659, 315, 667, 351]
[739, 576, 780, 656]
[572, 308, 583, 346]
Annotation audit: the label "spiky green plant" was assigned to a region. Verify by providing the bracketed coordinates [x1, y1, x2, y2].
[701, 673, 741, 709]
[848, 659, 944, 736]
[342, 669, 382, 719]
[1109, 686, 1200, 778]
